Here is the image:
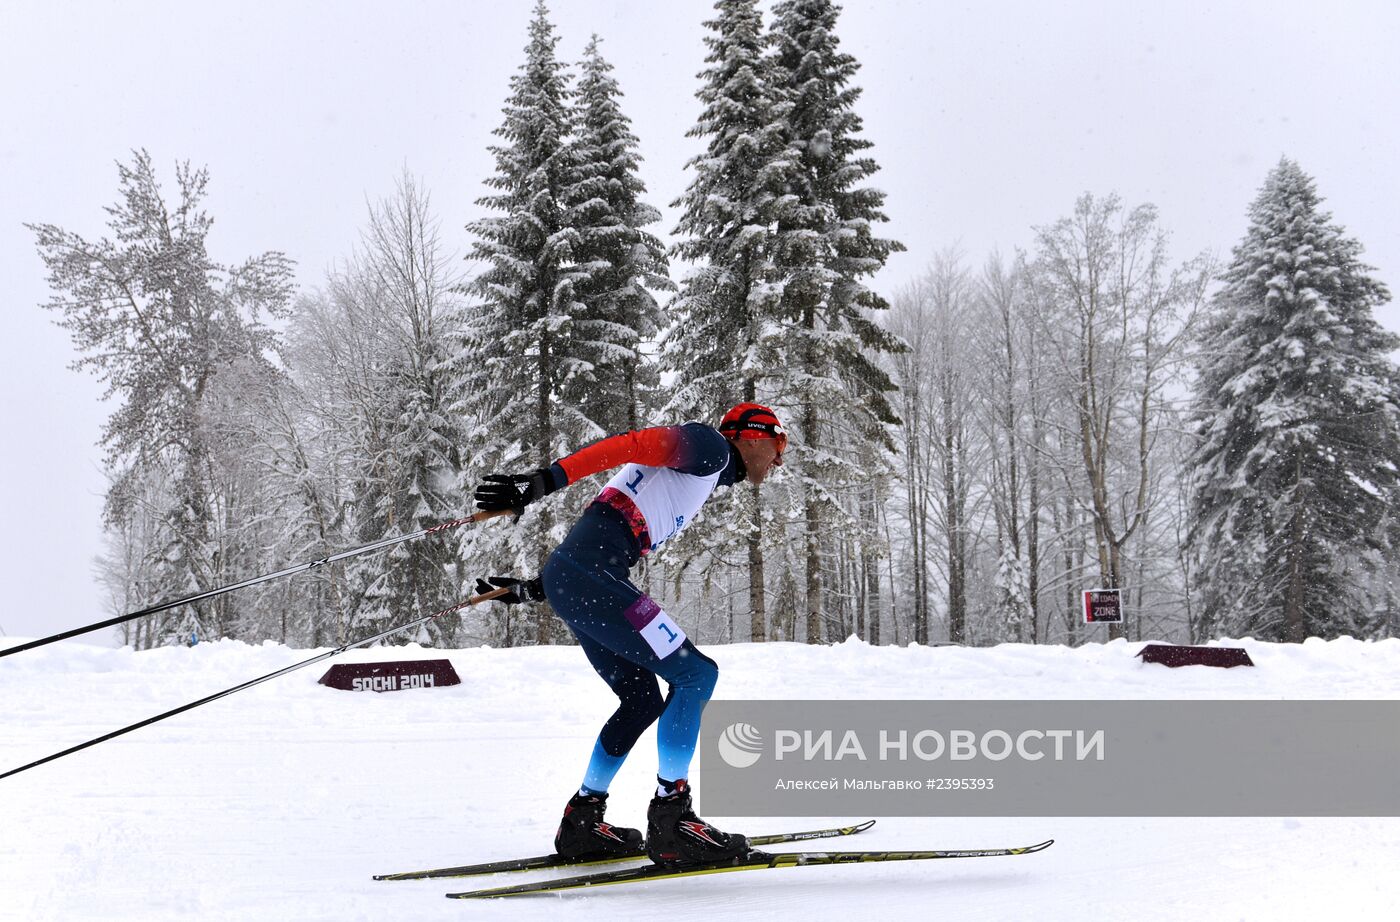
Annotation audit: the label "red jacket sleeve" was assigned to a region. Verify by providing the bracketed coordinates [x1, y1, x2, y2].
[555, 427, 686, 484]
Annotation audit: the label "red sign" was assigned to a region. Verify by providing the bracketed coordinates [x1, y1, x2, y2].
[1083, 588, 1123, 624]
[318, 659, 461, 692]
[1137, 645, 1254, 668]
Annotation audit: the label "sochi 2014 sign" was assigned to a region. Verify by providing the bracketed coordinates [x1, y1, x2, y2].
[1083, 588, 1123, 624]
[318, 659, 461, 692]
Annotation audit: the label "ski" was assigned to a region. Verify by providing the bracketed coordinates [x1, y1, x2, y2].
[446, 838, 1054, 898]
[375, 819, 876, 881]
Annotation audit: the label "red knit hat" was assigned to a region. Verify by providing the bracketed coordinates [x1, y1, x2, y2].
[719, 403, 786, 447]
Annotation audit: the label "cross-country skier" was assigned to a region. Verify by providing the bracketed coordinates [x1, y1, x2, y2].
[472, 403, 786, 867]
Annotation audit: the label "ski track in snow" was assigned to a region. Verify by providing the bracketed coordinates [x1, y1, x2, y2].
[3, 636, 1399, 921]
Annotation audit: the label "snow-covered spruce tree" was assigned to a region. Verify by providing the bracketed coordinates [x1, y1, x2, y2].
[766, 0, 904, 644]
[1188, 158, 1400, 642]
[29, 151, 293, 647]
[567, 35, 672, 435]
[660, 0, 787, 643]
[461, 1, 597, 645]
[666, 0, 783, 416]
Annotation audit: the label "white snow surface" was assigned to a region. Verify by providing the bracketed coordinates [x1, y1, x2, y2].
[3, 636, 1400, 921]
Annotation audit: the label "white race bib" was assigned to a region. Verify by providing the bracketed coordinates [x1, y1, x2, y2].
[623, 596, 687, 659]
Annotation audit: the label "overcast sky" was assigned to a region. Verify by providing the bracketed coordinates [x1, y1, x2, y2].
[2, 0, 1397, 644]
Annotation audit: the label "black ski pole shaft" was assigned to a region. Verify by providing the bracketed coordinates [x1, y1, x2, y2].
[0, 509, 510, 659]
[0, 586, 512, 782]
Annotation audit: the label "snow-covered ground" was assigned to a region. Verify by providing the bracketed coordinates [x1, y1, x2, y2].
[3, 636, 1399, 921]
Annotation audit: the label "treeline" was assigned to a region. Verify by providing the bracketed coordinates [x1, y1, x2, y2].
[29, 1, 1400, 649]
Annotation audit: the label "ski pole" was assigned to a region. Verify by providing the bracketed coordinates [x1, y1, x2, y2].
[0, 509, 511, 659]
[0, 585, 513, 782]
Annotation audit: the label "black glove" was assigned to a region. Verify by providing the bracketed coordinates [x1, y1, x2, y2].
[474, 468, 557, 515]
[474, 575, 546, 604]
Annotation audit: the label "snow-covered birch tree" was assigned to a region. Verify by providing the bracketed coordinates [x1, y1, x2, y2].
[1025, 194, 1208, 643]
[360, 174, 471, 645]
[887, 281, 935, 644]
[975, 253, 1044, 642]
[268, 174, 469, 645]
[29, 150, 294, 647]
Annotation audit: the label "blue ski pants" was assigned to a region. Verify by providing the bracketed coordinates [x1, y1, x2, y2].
[540, 506, 718, 792]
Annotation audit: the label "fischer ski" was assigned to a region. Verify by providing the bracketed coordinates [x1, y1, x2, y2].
[375, 820, 876, 881]
[446, 838, 1054, 898]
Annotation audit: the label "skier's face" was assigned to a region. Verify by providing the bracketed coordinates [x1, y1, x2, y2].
[736, 435, 785, 485]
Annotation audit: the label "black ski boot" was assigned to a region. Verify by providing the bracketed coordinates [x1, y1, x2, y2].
[554, 792, 644, 859]
[645, 779, 749, 867]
